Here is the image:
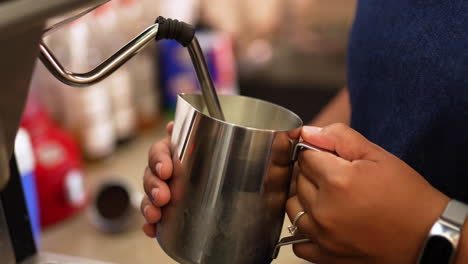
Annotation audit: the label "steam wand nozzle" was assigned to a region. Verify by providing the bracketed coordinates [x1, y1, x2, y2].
[154, 16, 195, 47]
[154, 16, 225, 121]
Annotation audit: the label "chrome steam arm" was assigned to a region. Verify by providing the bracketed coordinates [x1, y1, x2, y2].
[38, 16, 224, 120]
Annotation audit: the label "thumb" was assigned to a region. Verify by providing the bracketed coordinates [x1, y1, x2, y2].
[301, 123, 383, 161]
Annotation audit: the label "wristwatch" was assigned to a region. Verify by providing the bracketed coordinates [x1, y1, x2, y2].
[418, 199, 468, 264]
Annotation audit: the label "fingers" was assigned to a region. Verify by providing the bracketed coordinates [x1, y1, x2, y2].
[286, 196, 319, 240]
[293, 242, 349, 264]
[296, 172, 319, 207]
[297, 149, 347, 188]
[148, 137, 173, 180]
[140, 195, 162, 224]
[140, 196, 160, 238]
[292, 242, 324, 263]
[286, 196, 332, 263]
[286, 196, 357, 264]
[166, 121, 174, 136]
[142, 121, 174, 239]
[143, 167, 171, 207]
[142, 223, 157, 237]
[301, 123, 383, 162]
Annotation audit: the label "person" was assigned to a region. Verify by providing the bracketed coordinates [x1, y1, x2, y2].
[140, 1, 468, 263]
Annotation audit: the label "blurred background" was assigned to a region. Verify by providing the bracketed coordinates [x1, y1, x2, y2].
[16, 0, 356, 263]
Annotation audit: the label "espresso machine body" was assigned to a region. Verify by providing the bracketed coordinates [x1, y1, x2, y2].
[0, 1, 109, 263]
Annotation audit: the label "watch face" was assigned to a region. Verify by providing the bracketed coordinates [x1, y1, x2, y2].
[419, 235, 454, 264]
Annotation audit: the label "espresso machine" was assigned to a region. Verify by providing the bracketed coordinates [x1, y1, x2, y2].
[0, 1, 118, 263]
[0, 0, 212, 263]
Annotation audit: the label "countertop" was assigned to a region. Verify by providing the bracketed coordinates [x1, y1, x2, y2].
[41, 123, 310, 264]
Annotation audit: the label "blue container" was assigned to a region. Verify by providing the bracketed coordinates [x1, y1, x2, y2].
[15, 128, 41, 247]
[158, 30, 238, 112]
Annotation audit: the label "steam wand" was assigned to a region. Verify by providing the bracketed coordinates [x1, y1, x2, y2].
[38, 16, 225, 120]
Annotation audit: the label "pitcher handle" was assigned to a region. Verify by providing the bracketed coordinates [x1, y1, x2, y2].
[272, 141, 333, 259]
[272, 236, 311, 259]
[291, 142, 331, 161]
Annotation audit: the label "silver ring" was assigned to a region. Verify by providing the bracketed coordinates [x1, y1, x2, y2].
[288, 211, 306, 236]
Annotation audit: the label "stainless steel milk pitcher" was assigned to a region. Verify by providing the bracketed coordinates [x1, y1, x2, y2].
[158, 94, 318, 264]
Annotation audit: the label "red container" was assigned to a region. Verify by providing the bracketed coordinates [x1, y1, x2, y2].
[22, 98, 87, 227]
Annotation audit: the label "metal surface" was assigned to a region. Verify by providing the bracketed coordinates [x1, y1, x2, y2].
[39, 28, 225, 121]
[287, 211, 306, 236]
[0, 1, 111, 262]
[0, 0, 108, 189]
[42, 0, 109, 37]
[417, 200, 468, 264]
[0, 120, 9, 189]
[442, 199, 468, 226]
[38, 23, 159, 87]
[0, 201, 15, 264]
[187, 39, 225, 120]
[272, 237, 311, 259]
[158, 94, 303, 264]
[418, 218, 460, 264]
[0, 0, 108, 38]
[39, 19, 224, 119]
[0, 24, 44, 191]
[292, 142, 331, 161]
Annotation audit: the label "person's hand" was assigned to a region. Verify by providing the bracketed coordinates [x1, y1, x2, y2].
[140, 122, 174, 237]
[286, 123, 450, 264]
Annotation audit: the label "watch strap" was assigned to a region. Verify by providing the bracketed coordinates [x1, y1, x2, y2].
[441, 199, 468, 227]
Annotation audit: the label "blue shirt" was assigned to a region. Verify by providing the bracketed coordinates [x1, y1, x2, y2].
[348, 0, 468, 202]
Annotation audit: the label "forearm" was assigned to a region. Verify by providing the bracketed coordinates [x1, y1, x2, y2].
[308, 87, 351, 127]
[454, 219, 468, 264]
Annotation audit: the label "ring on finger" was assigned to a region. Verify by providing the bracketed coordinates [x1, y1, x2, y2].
[288, 211, 306, 236]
